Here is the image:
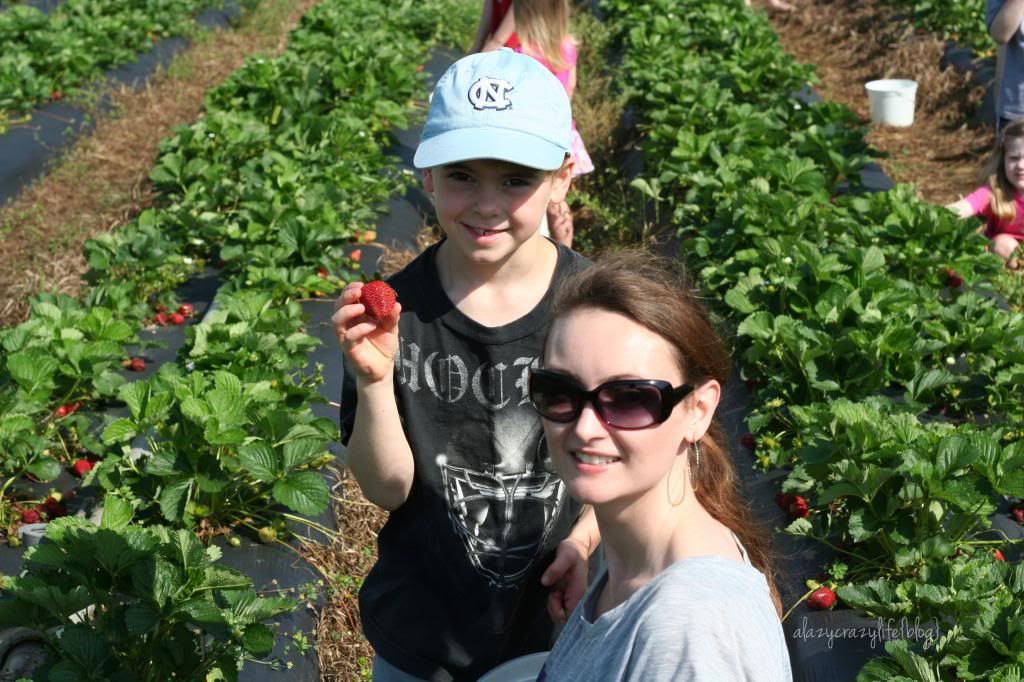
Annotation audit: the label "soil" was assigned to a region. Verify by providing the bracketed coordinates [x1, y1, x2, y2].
[0, 0, 323, 329]
[758, 0, 994, 204]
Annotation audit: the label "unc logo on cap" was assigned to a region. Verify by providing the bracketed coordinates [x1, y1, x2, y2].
[467, 77, 514, 111]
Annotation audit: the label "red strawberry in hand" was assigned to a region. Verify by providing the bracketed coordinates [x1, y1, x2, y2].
[20, 508, 41, 524]
[71, 459, 94, 477]
[808, 586, 837, 610]
[360, 280, 398, 322]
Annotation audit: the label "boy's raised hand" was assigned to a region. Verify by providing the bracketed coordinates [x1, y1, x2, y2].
[332, 282, 402, 383]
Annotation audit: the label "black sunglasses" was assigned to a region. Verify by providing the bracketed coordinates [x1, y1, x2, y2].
[528, 368, 694, 430]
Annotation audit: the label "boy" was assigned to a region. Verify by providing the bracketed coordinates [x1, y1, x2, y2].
[332, 50, 599, 681]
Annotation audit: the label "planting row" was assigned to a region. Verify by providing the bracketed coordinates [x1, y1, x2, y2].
[0, 0, 476, 676]
[880, 0, 990, 55]
[0, 0, 243, 124]
[602, 0, 1023, 678]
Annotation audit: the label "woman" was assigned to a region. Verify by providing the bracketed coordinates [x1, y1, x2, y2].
[530, 250, 792, 681]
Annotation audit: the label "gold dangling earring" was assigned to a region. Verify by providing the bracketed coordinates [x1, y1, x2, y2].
[690, 441, 701, 493]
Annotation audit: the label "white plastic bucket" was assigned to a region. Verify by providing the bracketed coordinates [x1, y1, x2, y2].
[864, 79, 918, 127]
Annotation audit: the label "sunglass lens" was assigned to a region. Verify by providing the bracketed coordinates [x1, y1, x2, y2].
[596, 384, 662, 428]
[530, 374, 581, 422]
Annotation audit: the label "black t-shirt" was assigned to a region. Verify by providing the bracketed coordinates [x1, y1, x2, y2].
[340, 240, 589, 681]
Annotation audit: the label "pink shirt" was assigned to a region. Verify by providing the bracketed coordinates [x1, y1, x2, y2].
[515, 39, 577, 93]
[964, 186, 1024, 239]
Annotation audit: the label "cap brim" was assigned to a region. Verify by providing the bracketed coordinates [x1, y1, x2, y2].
[413, 127, 568, 170]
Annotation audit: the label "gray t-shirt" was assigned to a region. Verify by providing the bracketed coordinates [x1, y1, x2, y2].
[989, 0, 1024, 118]
[538, 536, 792, 681]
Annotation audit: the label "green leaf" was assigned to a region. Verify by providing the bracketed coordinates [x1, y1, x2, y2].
[239, 442, 278, 482]
[101, 495, 134, 532]
[282, 438, 326, 470]
[124, 605, 160, 635]
[241, 623, 275, 657]
[159, 480, 192, 523]
[102, 418, 138, 444]
[25, 456, 62, 482]
[272, 471, 329, 515]
[57, 625, 111, 671]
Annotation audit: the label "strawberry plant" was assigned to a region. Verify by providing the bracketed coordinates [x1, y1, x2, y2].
[99, 367, 334, 533]
[0, 498, 295, 681]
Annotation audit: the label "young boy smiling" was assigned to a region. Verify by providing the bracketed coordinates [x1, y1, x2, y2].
[332, 50, 598, 681]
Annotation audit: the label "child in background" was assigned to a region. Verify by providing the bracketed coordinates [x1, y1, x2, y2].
[333, 50, 599, 681]
[529, 251, 791, 681]
[471, 0, 520, 53]
[947, 118, 1024, 268]
[513, 0, 594, 248]
[988, 0, 1024, 132]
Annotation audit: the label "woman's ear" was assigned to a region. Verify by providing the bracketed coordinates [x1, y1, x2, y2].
[548, 158, 575, 203]
[682, 379, 721, 445]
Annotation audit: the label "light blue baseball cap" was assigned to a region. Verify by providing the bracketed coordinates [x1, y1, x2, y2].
[413, 49, 572, 171]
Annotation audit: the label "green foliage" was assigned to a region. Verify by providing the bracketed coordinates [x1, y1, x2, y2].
[0, 0, 230, 120]
[0, 508, 295, 682]
[99, 364, 334, 529]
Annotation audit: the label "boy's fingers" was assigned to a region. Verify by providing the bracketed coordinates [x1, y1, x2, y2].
[334, 282, 364, 311]
[330, 303, 366, 330]
[379, 301, 403, 331]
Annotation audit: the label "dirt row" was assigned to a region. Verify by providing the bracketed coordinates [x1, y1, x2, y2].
[760, 0, 993, 204]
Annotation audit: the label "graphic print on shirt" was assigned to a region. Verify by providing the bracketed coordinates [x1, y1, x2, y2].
[396, 336, 569, 589]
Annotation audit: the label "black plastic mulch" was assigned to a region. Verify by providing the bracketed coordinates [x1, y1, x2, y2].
[0, 1, 244, 206]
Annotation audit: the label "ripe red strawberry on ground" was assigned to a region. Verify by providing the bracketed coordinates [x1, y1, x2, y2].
[126, 357, 146, 372]
[54, 405, 69, 418]
[360, 280, 397, 322]
[808, 586, 837, 610]
[740, 433, 756, 450]
[993, 549, 1006, 562]
[20, 508, 41, 524]
[43, 496, 66, 518]
[154, 312, 169, 326]
[943, 267, 963, 289]
[178, 303, 194, 317]
[788, 496, 810, 519]
[71, 459, 94, 477]
[1012, 506, 1024, 524]
[170, 312, 186, 325]
[317, 267, 328, 278]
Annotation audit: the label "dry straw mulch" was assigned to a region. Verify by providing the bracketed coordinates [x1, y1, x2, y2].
[760, 0, 994, 203]
[0, 0, 322, 328]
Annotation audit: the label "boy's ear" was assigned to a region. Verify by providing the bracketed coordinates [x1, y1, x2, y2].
[422, 168, 434, 193]
[548, 158, 574, 203]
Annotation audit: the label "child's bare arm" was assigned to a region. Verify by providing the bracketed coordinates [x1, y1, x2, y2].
[946, 198, 975, 219]
[333, 283, 415, 511]
[991, 0, 1024, 44]
[566, 64, 577, 100]
[470, 0, 492, 53]
[483, 6, 515, 51]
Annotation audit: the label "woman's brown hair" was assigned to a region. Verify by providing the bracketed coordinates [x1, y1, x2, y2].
[985, 118, 1024, 223]
[514, 0, 572, 71]
[545, 248, 783, 617]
